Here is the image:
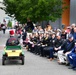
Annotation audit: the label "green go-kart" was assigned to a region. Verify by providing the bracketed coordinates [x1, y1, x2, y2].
[2, 46, 24, 65]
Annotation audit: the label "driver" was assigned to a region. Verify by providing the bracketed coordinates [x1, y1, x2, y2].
[6, 30, 20, 46]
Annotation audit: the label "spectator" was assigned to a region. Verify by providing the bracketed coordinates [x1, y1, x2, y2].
[24, 24, 28, 31]
[71, 23, 76, 34]
[49, 33, 64, 61]
[22, 29, 27, 46]
[46, 24, 52, 31]
[27, 18, 34, 31]
[58, 34, 75, 64]
[65, 26, 71, 39]
[43, 32, 56, 58]
[68, 42, 76, 70]
[72, 27, 76, 40]
[61, 29, 67, 40]
[38, 26, 44, 34]
[16, 27, 22, 39]
[2, 24, 6, 34]
[32, 26, 38, 33]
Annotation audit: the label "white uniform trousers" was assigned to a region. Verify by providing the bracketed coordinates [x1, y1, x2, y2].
[58, 50, 71, 63]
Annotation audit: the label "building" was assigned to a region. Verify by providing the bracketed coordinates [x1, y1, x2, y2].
[49, 0, 76, 29]
[0, 0, 76, 29]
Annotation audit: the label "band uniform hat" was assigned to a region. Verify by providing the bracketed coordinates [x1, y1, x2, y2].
[9, 30, 15, 36]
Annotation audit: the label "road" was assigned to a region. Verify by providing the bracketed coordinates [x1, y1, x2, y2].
[0, 29, 76, 75]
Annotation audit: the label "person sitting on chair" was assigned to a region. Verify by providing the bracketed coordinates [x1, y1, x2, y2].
[67, 42, 76, 70]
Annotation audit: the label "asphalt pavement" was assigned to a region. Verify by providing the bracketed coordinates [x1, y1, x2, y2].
[0, 29, 76, 75]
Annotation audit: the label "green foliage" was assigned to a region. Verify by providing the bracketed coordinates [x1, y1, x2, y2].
[2, 0, 67, 23]
[7, 20, 12, 28]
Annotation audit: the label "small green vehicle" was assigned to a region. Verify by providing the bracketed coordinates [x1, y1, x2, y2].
[2, 46, 24, 65]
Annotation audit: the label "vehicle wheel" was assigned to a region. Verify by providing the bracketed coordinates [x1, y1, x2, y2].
[2, 57, 5, 65]
[21, 56, 24, 65]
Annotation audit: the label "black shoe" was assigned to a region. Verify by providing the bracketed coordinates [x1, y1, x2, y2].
[66, 63, 70, 66]
[58, 62, 66, 65]
[68, 66, 74, 69]
[73, 67, 76, 70]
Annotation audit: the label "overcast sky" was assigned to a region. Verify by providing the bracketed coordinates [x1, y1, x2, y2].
[0, 0, 3, 2]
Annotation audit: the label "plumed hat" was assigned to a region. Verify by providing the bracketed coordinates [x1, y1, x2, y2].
[9, 30, 15, 36]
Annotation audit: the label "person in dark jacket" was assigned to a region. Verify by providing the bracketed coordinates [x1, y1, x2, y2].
[63, 34, 75, 54]
[6, 30, 19, 46]
[61, 29, 66, 40]
[43, 32, 56, 57]
[49, 33, 64, 61]
[67, 42, 76, 70]
[27, 19, 34, 30]
[22, 29, 27, 46]
[2, 24, 6, 34]
[72, 27, 76, 40]
[58, 34, 75, 64]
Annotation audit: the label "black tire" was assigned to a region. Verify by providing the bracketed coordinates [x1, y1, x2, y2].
[2, 57, 5, 65]
[21, 56, 24, 65]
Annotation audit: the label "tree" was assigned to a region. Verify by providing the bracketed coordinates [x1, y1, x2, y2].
[2, 0, 67, 24]
[7, 20, 12, 28]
